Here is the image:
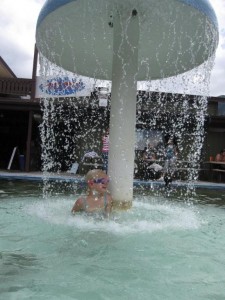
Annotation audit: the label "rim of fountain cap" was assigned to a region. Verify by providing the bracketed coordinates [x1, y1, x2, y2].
[37, 0, 218, 29]
[36, 0, 219, 80]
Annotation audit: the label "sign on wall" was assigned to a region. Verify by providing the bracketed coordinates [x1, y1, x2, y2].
[35, 75, 93, 98]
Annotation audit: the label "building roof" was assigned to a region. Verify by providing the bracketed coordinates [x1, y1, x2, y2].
[0, 56, 17, 78]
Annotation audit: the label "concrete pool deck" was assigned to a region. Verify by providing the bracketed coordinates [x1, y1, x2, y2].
[0, 169, 225, 190]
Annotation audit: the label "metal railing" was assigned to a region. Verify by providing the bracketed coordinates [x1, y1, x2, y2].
[0, 77, 33, 96]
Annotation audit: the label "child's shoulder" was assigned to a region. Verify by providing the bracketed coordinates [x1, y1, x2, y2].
[75, 196, 86, 207]
[72, 196, 86, 213]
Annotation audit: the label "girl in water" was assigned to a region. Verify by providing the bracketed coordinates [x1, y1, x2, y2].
[71, 169, 112, 217]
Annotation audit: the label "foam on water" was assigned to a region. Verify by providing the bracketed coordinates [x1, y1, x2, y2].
[25, 196, 200, 235]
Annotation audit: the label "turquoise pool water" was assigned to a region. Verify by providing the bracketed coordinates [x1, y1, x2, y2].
[1, 180, 225, 300]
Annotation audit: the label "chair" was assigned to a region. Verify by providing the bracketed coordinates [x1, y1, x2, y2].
[67, 162, 79, 174]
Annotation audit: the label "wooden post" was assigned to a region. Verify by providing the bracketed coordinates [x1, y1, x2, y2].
[31, 44, 38, 100]
[25, 111, 33, 172]
[25, 44, 38, 172]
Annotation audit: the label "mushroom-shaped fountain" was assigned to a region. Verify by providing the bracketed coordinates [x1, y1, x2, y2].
[36, 0, 219, 208]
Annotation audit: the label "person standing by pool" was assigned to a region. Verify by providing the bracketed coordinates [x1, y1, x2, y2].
[101, 128, 109, 173]
[142, 143, 162, 180]
[164, 138, 178, 187]
[71, 169, 112, 217]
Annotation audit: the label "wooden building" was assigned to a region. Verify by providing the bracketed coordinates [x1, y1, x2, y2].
[0, 47, 40, 171]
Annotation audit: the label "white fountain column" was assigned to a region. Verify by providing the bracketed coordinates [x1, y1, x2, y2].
[108, 9, 139, 209]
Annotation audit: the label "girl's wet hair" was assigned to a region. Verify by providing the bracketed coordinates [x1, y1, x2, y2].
[85, 169, 106, 182]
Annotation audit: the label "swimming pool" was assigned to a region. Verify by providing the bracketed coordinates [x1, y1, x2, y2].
[1, 179, 225, 300]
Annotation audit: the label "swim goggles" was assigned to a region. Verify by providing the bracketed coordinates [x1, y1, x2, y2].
[92, 178, 109, 184]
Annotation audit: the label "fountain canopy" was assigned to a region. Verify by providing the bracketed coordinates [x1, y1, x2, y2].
[36, 0, 219, 81]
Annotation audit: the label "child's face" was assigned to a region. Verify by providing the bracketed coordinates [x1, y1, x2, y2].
[89, 174, 109, 193]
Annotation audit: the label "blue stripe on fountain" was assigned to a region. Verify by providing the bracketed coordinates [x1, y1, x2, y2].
[37, 0, 77, 27]
[179, 0, 218, 28]
[37, 0, 218, 29]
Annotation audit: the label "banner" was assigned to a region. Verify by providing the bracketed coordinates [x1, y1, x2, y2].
[35, 75, 93, 98]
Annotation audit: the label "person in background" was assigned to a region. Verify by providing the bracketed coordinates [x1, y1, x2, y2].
[143, 143, 157, 162]
[215, 149, 225, 162]
[164, 138, 178, 187]
[215, 149, 225, 170]
[102, 128, 109, 173]
[142, 143, 162, 180]
[71, 169, 112, 218]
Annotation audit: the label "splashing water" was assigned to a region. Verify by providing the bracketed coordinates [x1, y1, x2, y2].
[26, 196, 200, 234]
[38, 55, 215, 199]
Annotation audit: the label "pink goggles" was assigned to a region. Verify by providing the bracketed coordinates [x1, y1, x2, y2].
[92, 178, 109, 184]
